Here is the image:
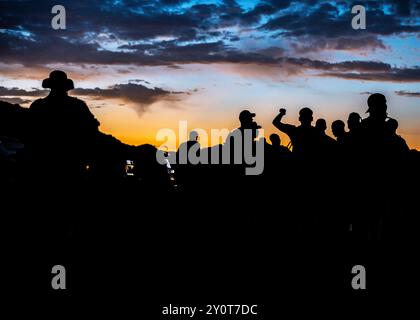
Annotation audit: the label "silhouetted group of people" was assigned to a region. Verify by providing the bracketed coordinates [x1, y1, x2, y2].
[0, 71, 416, 187]
[1, 70, 420, 294]
[171, 93, 419, 256]
[271, 93, 410, 164]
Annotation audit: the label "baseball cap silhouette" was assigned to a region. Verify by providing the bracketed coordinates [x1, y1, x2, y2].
[367, 93, 387, 114]
[239, 110, 256, 122]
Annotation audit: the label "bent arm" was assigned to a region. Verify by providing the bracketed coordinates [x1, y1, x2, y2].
[272, 113, 294, 136]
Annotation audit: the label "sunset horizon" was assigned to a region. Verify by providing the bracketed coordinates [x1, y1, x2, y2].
[1, 0, 419, 149]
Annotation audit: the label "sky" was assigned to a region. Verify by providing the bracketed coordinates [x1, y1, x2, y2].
[0, 0, 419, 149]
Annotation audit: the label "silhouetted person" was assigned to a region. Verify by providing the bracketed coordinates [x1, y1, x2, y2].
[272, 107, 320, 159]
[269, 134, 279, 146]
[315, 118, 337, 156]
[386, 118, 409, 155]
[355, 94, 397, 244]
[236, 110, 261, 138]
[177, 131, 201, 165]
[331, 120, 350, 163]
[22, 71, 103, 257]
[269, 133, 290, 154]
[225, 110, 261, 166]
[315, 118, 327, 133]
[359, 93, 390, 158]
[347, 112, 361, 133]
[27, 70, 100, 179]
[365, 93, 388, 122]
[331, 120, 347, 145]
[263, 133, 291, 180]
[175, 131, 201, 190]
[345, 112, 362, 153]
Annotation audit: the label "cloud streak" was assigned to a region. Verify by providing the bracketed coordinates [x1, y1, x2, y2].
[0, 82, 186, 116]
[395, 90, 420, 97]
[321, 67, 420, 82]
[73, 83, 185, 116]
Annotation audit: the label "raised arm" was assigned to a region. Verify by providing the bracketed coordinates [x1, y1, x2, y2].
[272, 108, 294, 135]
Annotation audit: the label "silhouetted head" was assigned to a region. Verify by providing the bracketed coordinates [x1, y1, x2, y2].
[387, 118, 398, 134]
[367, 93, 387, 120]
[315, 118, 327, 133]
[189, 131, 199, 141]
[332, 120, 346, 138]
[347, 112, 361, 132]
[239, 110, 262, 135]
[298, 107, 313, 126]
[239, 109, 256, 126]
[42, 70, 74, 94]
[269, 133, 281, 147]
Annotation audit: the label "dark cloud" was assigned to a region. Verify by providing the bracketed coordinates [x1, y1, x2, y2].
[0, 0, 419, 82]
[262, 0, 420, 37]
[240, 4, 278, 25]
[291, 35, 387, 53]
[0, 86, 47, 97]
[261, 0, 419, 53]
[395, 90, 420, 97]
[0, 83, 186, 116]
[266, 0, 292, 10]
[274, 59, 420, 82]
[390, 0, 411, 16]
[322, 67, 420, 82]
[73, 83, 185, 115]
[289, 59, 393, 72]
[0, 97, 32, 105]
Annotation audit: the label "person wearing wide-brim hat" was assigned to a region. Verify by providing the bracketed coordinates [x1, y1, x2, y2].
[29, 69, 99, 135]
[41, 70, 75, 92]
[27, 70, 100, 175]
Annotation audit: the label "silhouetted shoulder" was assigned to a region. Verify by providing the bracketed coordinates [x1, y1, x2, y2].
[67, 96, 89, 107]
[68, 96, 101, 126]
[68, 96, 96, 114]
[29, 97, 47, 110]
[30, 95, 88, 107]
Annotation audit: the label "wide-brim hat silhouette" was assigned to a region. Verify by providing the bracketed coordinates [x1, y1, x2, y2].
[42, 70, 74, 91]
